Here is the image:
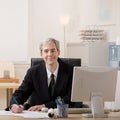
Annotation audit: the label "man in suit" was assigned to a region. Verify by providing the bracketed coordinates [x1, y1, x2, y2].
[8, 38, 73, 113]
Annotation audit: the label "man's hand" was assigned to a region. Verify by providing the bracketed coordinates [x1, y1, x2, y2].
[10, 104, 24, 113]
[28, 104, 45, 111]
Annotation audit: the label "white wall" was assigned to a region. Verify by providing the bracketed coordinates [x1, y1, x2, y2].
[28, 0, 80, 57]
[0, 0, 28, 62]
[0, 0, 29, 110]
[0, 0, 119, 60]
[28, 0, 120, 58]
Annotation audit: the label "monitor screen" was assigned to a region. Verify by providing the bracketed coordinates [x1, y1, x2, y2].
[71, 66, 118, 118]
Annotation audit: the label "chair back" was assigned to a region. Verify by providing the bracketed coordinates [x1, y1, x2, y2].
[31, 58, 81, 67]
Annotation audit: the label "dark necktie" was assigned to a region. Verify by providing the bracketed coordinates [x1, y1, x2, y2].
[49, 74, 55, 99]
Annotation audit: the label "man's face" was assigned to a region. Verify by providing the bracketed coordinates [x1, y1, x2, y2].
[40, 42, 60, 65]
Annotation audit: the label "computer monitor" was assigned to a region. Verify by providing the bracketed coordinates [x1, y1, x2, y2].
[71, 66, 118, 118]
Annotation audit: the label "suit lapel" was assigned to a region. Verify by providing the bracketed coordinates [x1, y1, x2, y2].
[55, 62, 67, 95]
[38, 62, 50, 100]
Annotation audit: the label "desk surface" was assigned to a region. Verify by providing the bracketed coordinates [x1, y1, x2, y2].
[0, 78, 19, 83]
[0, 112, 120, 120]
[0, 83, 20, 89]
[0, 78, 19, 89]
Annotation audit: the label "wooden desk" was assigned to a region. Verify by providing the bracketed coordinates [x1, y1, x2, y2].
[0, 112, 120, 120]
[0, 78, 20, 107]
[0, 78, 19, 83]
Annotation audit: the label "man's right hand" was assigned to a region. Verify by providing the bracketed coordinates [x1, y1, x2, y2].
[10, 104, 24, 113]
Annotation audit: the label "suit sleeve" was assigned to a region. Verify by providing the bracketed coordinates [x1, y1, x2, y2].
[10, 68, 34, 106]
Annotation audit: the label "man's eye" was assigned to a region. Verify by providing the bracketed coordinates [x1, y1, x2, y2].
[51, 49, 55, 52]
[44, 50, 48, 53]
[43, 49, 56, 53]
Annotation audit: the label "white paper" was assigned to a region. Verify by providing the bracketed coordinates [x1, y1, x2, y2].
[0, 110, 49, 118]
[23, 111, 49, 118]
[0, 111, 13, 116]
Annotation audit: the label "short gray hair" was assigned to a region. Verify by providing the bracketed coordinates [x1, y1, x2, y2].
[39, 38, 60, 51]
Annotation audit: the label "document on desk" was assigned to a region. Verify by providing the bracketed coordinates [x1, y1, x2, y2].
[22, 111, 49, 118]
[0, 110, 49, 118]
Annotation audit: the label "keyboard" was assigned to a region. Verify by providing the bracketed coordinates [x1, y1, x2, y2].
[68, 108, 111, 114]
[68, 108, 91, 114]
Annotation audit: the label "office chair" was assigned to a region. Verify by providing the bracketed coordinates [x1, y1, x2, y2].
[31, 58, 81, 67]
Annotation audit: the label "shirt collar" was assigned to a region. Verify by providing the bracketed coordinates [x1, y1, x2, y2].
[46, 63, 59, 79]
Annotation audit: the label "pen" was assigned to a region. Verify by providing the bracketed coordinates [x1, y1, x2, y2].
[10, 96, 23, 112]
[12, 96, 19, 105]
[57, 96, 62, 105]
[55, 99, 59, 105]
[56, 96, 65, 105]
[62, 99, 65, 105]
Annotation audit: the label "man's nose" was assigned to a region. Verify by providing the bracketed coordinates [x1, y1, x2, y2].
[48, 51, 53, 55]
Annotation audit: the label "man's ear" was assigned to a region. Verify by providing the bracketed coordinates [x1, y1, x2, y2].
[58, 49, 60, 56]
[40, 51, 42, 57]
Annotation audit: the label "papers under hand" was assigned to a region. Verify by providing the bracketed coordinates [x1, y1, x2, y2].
[23, 111, 49, 118]
[0, 111, 13, 116]
[0, 110, 49, 118]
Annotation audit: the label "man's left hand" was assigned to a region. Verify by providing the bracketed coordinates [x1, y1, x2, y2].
[28, 104, 45, 111]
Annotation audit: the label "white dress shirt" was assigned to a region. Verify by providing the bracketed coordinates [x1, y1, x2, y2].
[46, 64, 59, 86]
